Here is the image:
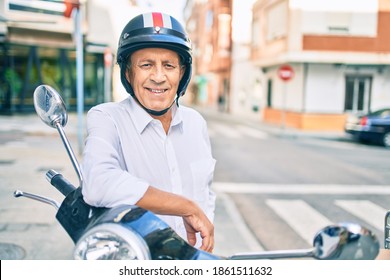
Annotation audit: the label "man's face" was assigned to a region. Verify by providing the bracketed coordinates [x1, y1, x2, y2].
[126, 48, 185, 113]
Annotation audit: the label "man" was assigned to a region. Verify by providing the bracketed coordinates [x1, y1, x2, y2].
[81, 12, 216, 253]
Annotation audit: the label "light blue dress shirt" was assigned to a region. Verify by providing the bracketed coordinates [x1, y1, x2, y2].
[81, 96, 216, 244]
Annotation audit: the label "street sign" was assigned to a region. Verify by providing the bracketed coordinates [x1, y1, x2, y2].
[278, 64, 294, 82]
[64, 0, 80, 18]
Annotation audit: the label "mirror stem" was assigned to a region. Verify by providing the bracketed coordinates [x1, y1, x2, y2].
[228, 248, 315, 260]
[55, 121, 84, 188]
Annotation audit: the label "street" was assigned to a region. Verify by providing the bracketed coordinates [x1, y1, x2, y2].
[204, 108, 390, 251]
[1, 108, 389, 259]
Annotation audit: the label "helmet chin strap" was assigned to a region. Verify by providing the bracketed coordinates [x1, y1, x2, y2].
[132, 94, 179, 116]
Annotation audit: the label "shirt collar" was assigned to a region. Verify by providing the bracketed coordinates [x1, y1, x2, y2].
[170, 103, 184, 133]
[124, 97, 183, 134]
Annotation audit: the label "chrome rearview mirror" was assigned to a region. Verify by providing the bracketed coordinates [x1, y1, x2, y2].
[33, 85, 68, 128]
[313, 223, 380, 260]
[33, 84, 84, 188]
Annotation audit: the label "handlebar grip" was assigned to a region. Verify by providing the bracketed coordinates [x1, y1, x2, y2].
[46, 170, 76, 196]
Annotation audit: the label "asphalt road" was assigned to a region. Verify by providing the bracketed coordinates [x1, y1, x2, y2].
[204, 109, 390, 251]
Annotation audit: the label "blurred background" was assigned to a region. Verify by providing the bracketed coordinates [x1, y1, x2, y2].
[2, 0, 390, 130]
[1, 0, 390, 259]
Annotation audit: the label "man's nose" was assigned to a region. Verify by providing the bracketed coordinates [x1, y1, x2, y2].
[150, 66, 166, 83]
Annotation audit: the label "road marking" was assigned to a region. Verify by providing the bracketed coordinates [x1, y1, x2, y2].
[335, 200, 387, 231]
[218, 192, 264, 252]
[210, 124, 241, 138]
[213, 182, 390, 195]
[266, 199, 333, 245]
[236, 125, 268, 139]
[209, 124, 269, 140]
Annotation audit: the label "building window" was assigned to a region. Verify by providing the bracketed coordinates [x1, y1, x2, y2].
[300, 0, 377, 37]
[0, 44, 106, 113]
[344, 76, 372, 113]
[266, 1, 287, 41]
[205, 10, 213, 32]
[8, 0, 67, 16]
[252, 18, 261, 47]
[218, 13, 231, 56]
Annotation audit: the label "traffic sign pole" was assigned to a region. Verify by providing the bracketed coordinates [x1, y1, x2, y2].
[277, 65, 294, 132]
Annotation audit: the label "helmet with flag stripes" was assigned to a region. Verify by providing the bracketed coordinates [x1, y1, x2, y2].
[117, 12, 192, 98]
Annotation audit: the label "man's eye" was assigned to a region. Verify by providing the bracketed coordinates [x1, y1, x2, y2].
[165, 64, 176, 69]
[140, 63, 152, 68]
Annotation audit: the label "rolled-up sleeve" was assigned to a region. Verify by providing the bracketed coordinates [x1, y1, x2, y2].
[81, 108, 149, 208]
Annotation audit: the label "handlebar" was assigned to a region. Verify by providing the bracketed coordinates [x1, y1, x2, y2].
[46, 169, 77, 197]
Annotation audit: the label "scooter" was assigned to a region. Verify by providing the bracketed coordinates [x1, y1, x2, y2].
[14, 85, 382, 260]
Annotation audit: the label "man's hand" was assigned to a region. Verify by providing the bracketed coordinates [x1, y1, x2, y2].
[183, 210, 214, 253]
[137, 186, 214, 252]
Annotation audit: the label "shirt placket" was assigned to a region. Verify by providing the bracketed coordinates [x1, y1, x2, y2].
[164, 136, 185, 232]
[164, 137, 182, 193]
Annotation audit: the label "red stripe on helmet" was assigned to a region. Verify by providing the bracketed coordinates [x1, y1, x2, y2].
[152, 12, 164, 27]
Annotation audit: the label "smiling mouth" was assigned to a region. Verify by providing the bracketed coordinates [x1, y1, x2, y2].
[147, 88, 168, 95]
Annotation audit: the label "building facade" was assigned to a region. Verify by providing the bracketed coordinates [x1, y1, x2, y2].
[184, 0, 232, 111]
[0, 0, 138, 114]
[251, 0, 390, 130]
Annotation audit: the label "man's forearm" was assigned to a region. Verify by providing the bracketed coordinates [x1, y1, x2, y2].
[136, 186, 199, 217]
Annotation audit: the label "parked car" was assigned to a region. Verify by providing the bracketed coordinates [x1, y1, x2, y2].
[345, 108, 390, 147]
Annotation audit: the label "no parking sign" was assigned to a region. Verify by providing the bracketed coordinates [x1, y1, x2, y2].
[278, 64, 294, 82]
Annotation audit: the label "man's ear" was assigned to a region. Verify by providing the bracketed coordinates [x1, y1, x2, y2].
[125, 66, 132, 84]
[180, 65, 186, 80]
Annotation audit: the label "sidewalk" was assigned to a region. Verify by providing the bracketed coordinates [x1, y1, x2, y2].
[195, 106, 348, 142]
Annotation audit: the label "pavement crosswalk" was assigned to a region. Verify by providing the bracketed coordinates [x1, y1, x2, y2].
[266, 199, 333, 245]
[334, 200, 387, 231]
[213, 182, 389, 254]
[208, 123, 269, 140]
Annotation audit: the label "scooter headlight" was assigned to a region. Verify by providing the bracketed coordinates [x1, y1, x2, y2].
[73, 223, 151, 260]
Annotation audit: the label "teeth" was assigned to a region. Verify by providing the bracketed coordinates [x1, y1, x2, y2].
[150, 89, 165, 93]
